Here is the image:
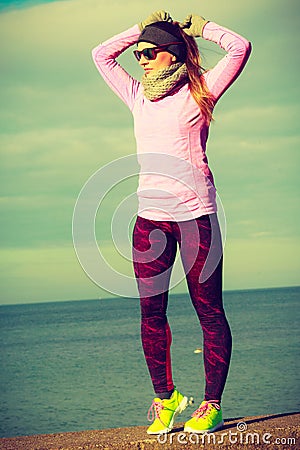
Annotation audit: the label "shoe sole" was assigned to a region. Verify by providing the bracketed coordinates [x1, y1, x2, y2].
[147, 396, 189, 435]
[184, 419, 224, 434]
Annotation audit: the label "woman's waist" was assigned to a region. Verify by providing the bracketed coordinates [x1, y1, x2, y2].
[137, 169, 215, 195]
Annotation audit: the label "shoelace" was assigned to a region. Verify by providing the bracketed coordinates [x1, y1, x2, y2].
[147, 400, 164, 422]
[192, 400, 220, 419]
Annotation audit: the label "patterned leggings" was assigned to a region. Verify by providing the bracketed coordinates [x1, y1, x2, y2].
[132, 213, 232, 401]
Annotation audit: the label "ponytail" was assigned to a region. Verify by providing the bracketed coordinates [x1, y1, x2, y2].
[178, 27, 215, 125]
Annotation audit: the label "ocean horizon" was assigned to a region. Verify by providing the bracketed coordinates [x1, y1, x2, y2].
[1, 284, 299, 306]
[1, 285, 299, 438]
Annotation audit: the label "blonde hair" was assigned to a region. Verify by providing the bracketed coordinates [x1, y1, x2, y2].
[178, 27, 215, 125]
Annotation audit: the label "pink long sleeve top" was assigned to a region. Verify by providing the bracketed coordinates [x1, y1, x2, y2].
[92, 22, 251, 221]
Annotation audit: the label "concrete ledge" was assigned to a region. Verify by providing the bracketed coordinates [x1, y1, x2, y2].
[0, 412, 299, 449]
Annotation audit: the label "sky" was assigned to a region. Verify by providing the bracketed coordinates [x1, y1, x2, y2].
[0, 0, 299, 304]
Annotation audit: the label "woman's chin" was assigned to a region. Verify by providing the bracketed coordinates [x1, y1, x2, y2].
[144, 69, 153, 76]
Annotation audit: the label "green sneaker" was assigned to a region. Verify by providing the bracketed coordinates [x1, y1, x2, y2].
[184, 400, 224, 433]
[146, 389, 190, 434]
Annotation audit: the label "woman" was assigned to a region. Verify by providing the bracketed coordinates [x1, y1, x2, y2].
[92, 10, 251, 434]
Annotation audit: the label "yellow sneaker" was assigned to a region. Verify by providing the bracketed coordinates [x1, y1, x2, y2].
[184, 400, 224, 433]
[146, 389, 190, 434]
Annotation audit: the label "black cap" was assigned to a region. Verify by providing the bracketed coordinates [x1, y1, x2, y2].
[137, 21, 187, 62]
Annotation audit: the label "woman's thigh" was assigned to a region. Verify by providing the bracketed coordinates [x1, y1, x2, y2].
[132, 216, 177, 299]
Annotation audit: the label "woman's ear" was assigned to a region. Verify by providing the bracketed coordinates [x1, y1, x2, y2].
[171, 55, 177, 62]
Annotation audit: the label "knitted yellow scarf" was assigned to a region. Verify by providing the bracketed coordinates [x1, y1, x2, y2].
[141, 63, 188, 101]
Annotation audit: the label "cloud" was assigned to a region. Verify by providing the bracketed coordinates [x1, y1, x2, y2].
[224, 236, 300, 290]
[0, 245, 102, 304]
[1, 125, 139, 249]
[0, 0, 68, 12]
[213, 103, 298, 137]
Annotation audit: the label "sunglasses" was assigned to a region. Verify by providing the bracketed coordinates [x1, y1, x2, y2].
[133, 42, 183, 61]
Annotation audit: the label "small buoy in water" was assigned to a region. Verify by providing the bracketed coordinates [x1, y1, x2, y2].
[194, 348, 202, 354]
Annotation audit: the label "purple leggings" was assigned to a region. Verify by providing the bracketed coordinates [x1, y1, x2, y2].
[132, 213, 232, 401]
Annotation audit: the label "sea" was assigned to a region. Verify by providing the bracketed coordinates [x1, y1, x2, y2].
[0, 286, 299, 438]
